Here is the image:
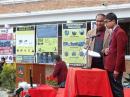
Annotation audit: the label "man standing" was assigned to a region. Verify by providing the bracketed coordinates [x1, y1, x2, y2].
[104, 12, 128, 97]
[86, 14, 110, 69]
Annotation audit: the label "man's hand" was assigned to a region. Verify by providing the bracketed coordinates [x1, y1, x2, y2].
[113, 70, 119, 80]
[104, 48, 109, 55]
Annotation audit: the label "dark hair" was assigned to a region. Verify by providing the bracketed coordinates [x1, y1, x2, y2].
[106, 12, 117, 24]
[1, 57, 5, 61]
[54, 55, 61, 62]
[96, 13, 106, 19]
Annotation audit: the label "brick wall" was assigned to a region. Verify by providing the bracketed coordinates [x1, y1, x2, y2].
[0, 0, 129, 14]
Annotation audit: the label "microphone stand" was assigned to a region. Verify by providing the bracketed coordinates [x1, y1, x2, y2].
[82, 32, 101, 69]
[82, 37, 94, 69]
[30, 68, 33, 88]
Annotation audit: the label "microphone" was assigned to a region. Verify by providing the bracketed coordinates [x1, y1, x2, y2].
[86, 33, 101, 39]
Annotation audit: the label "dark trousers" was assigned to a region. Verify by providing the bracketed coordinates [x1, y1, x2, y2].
[107, 71, 124, 97]
[91, 57, 104, 69]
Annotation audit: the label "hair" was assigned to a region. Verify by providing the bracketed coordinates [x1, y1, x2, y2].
[54, 55, 61, 62]
[1, 57, 5, 61]
[96, 13, 106, 19]
[106, 12, 117, 24]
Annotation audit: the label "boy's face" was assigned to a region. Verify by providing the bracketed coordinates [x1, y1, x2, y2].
[105, 19, 115, 29]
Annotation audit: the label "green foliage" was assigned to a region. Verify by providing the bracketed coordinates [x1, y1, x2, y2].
[45, 79, 58, 87]
[0, 63, 16, 92]
[45, 76, 58, 87]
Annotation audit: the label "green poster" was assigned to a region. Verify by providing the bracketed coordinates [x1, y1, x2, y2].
[62, 23, 86, 64]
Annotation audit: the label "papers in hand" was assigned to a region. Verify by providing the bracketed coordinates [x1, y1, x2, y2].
[82, 48, 87, 55]
[88, 50, 101, 57]
[82, 49, 101, 57]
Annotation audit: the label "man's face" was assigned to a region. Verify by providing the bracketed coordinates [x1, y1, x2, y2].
[105, 19, 114, 29]
[96, 15, 105, 30]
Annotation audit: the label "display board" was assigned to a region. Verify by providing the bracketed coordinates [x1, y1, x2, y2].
[0, 27, 14, 63]
[36, 24, 58, 63]
[62, 23, 86, 64]
[16, 26, 35, 63]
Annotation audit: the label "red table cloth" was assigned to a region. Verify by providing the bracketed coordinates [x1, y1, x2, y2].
[64, 67, 113, 97]
[21, 85, 57, 97]
[124, 88, 130, 97]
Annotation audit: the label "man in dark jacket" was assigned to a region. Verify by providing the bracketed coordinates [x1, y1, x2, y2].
[104, 13, 128, 97]
[53, 55, 68, 88]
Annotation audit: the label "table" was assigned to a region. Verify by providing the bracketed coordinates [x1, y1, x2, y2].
[124, 88, 130, 97]
[64, 67, 113, 97]
[21, 85, 57, 97]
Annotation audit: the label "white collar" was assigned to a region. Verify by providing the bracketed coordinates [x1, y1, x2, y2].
[112, 25, 118, 32]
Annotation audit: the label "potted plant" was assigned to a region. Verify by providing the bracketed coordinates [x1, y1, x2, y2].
[45, 75, 58, 90]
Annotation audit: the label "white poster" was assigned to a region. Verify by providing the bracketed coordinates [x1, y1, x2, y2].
[0, 55, 13, 63]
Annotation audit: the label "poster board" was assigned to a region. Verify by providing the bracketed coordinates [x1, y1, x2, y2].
[0, 27, 14, 63]
[36, 24, 58, 63]
[16, 26, 35, 63]
[62, 23, 87, 64]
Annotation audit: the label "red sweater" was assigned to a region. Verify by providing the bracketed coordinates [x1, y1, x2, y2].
[104, 26, 128, 72]
[53, 60, 68, 84]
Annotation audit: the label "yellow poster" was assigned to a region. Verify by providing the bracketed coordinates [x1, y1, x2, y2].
[37, 38, 57, 52]
[16, 26, 35, 55]
[36, 24, 58, 63]
[36, 24, 58, 53]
